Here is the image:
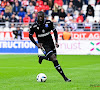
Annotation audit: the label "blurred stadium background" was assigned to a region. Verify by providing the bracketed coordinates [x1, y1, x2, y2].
[0, 0, 100, 90]
[0, 0, 100, 54]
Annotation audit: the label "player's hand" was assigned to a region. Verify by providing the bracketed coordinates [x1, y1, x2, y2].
[55, 43, 59, 48]
[36, 43, 42, 48]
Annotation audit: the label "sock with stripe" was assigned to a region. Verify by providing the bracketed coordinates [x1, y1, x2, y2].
[53, 60, 68, 81]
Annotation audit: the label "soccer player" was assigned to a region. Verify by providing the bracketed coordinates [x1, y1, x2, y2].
[29, 11, 71, 82]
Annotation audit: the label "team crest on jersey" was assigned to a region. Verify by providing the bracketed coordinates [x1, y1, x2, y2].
[37, 27, 39, 30]
[42, 29, 45, 33]
[45, 24, 48, 28]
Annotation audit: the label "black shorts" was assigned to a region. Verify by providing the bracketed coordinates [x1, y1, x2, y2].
[42, 43, 56, 58]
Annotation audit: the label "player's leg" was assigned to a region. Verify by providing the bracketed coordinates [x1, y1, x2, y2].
[38, 49, 56, 64]
[53, 48, 57, 57]
[38, 44, 57, 64]
[38, 44, 71, 82]
[38, 43, 47, 64]
[51, 46, 71, 81]
[38, 55, 50, 64]
[49, 54, 71, 82]
[38, 45, 52, 64]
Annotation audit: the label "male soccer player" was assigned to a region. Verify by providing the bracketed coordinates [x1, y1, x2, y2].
[29, 11, 71, 82]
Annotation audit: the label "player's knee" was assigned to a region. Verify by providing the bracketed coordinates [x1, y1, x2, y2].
[50, 54, 57, 61]
[52, 60, 59, 66]
[53, 49, 57, 57]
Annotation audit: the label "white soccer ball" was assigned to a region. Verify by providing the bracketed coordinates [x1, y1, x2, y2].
[37, 73, 47, 82]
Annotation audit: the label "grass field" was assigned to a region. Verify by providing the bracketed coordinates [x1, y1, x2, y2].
[0, 55, 100, 90]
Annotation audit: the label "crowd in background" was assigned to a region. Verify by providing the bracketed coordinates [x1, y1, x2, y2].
[0, 0, 100, 32]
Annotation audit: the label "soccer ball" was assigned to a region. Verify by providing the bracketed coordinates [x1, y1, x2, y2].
[37, 73, 47, 82]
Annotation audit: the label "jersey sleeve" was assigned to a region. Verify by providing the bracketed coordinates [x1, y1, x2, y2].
[51, 21, 56, 31]
[29, 25, 37, 45]
[29, 25, 34, 35]
[50, 21, 58, 43]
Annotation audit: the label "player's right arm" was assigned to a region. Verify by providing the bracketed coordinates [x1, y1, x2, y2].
[29, 25, 41, 48]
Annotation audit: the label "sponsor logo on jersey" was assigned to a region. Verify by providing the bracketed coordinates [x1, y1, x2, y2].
[33, 25, 37, 28]
[46, 21, 50, 24]
[38, 31, 50, 37]
[42, 29, 45, 33]
[45, 24, 48, 28]
[37, 27, 39, 30]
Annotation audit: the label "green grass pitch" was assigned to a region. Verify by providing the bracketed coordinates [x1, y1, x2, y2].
[0, 55, 100, 90]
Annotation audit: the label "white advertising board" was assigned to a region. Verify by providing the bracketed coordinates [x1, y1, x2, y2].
[57, 40, 100, 55]
[39, 40, 100, 55]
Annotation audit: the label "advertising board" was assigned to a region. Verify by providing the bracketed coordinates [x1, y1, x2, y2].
[0, 40, 38, 54]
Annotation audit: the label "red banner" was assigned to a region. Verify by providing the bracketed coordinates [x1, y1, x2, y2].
[1, 31, 100, 40]
[0, 31, 63, 40]
[71, 32, 100, 40]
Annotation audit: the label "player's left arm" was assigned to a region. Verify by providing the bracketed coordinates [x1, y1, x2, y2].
[53, 29, 59, 48]
[51, 22, 59, 48]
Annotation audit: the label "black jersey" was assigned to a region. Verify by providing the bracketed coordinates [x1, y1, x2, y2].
[29, 20, 56, 44]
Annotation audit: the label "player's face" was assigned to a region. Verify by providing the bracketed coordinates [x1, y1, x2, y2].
[38, 16, 43, 21]
[37, 12, 44, 24]
[17, 27, 20, 30]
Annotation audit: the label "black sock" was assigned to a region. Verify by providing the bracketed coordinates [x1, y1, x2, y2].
[41, 56, 46, 59]
[53, 60, 68, 80]
[40, 56, 51, 61]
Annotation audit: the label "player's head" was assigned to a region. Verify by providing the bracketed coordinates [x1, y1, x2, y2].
[17, 25, 20, 30]
[37, 11, 44, 24]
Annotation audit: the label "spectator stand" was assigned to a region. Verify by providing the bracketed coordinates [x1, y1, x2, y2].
[0, 0, 100, 32]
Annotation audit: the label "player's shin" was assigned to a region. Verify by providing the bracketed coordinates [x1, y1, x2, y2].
[53, 60, 69, 81]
